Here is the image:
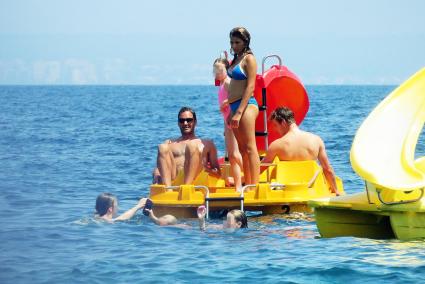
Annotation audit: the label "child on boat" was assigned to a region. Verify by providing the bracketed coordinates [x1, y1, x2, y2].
[197, 205, 248, 231]
[213, 57, 243, 191]
[95, 193, 147, 222]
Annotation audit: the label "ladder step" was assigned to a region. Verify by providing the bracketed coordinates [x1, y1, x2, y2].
[255, 131, 268, 136]
[205, 197, 244, 202]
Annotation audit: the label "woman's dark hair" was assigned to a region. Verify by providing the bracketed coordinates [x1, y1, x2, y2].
[95, 193, 116, 217]
[270, 106, 296, 124]
[178, 106, 197, 122]
[229, 209, 248, 228]
[229, 27, 253, 64]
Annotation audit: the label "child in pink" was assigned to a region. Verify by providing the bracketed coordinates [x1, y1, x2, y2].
[213, 58, 243, 191]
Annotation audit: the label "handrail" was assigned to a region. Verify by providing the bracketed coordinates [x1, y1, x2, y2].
[376, 187, 424, 205]
[307, 169, 322, 188]
[262, 55, 282, 75]
[269, 183, 285, 190]
[166, 185, 211, 217]
[260, 55, 282, 152]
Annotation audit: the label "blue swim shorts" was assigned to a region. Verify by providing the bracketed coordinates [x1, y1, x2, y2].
[229, 97, 258, 114]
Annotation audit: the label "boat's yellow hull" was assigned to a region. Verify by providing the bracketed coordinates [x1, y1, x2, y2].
[310, 190, 425, 240]
[310, 157, 425, 240]
[149, 160, 344, 218]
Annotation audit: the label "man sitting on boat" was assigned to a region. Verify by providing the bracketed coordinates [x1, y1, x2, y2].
[262, 106, 340, 195]
[152, 106, 221, 187]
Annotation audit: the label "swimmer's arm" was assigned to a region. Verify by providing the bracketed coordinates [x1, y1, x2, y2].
[317, 139, 340, 195]
[197, 206, 206, 231]
[199, 217, 206, 231]
[145, 209, 161, 225]
[114, 198, 147, 221]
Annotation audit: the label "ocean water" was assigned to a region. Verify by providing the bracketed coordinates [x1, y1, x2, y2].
[1, 85, 425, 283]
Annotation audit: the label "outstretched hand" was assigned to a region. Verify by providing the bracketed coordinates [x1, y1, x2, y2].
[145, 208, 154, 217]
[197, 205, 206, 219]
[137, 198, 147, 209]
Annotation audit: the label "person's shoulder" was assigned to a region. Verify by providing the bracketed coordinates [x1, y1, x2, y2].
[304, 131, 325, 147]
[244, 53, 256, 64]
[269, 136, 287, 149]
[245, 53, 256, 60]
[171, 136, 189, 143]
[301, 130, 320, 140]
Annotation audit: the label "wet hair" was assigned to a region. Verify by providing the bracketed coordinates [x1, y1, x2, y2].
[270, 106, 296, 125]
[229, 27, 253, 64]
[95, 193, 117, 217]
[213, 57, 230, 70]
[178, 106, 197, 122]
[229, 209, 248, 228]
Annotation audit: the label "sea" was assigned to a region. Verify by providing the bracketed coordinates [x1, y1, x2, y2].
[1, 85, 425, 283]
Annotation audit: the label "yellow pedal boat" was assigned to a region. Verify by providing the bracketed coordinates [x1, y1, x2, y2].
[150, 158, 344, 218]
[309, 67, 425, 240]
[149, 56, 344, 218]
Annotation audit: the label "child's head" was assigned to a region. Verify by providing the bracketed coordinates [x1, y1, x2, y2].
[95, 193, 118, 217]
[157, 214, 177, 226]
[213, 58, 229, 81]
[225, 209, 248, 229]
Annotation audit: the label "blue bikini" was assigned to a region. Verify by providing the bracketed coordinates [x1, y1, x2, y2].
[228, 63, 258, 113]
[228, 63, 247, 80]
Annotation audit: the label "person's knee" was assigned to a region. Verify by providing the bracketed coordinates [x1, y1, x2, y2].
[245, 143, 257, 156]
[186, 141, 201, 156]
[228, 152, 240, 163]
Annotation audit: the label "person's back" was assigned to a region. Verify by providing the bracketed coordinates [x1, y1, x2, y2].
[263, 106, 340, 195]
[272, 128, 323, 161]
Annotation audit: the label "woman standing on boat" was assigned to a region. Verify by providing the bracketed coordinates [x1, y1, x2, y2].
[227, 27, 260, 186]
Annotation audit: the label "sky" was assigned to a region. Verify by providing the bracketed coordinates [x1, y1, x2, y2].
[1, 0, 424, 85]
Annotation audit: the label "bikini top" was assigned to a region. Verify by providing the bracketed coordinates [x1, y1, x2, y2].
[228, 63, 247, 80]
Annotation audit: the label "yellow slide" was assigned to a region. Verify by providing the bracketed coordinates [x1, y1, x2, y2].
[350, 68, 425, 190]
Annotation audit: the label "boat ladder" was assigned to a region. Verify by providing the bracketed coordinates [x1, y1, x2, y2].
[204, 184, 256, 219]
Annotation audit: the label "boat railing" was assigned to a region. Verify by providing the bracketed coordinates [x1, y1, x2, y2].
[204, 184, 246, 219]
[256, 54, 282, 152]
[376, 187, 424, 205]
[307, 169, 322, 188]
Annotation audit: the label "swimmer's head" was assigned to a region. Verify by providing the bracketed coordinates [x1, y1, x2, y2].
[225, 209, 248, 229]
[213, 58, 229, 81]
[158, 214, 178, 226]
[95, 193, 118, 217]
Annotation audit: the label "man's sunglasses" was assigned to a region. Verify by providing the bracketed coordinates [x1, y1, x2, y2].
[178, 118, 194, 123]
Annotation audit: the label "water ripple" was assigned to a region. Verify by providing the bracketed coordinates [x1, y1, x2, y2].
[1, 85, 425, 283]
